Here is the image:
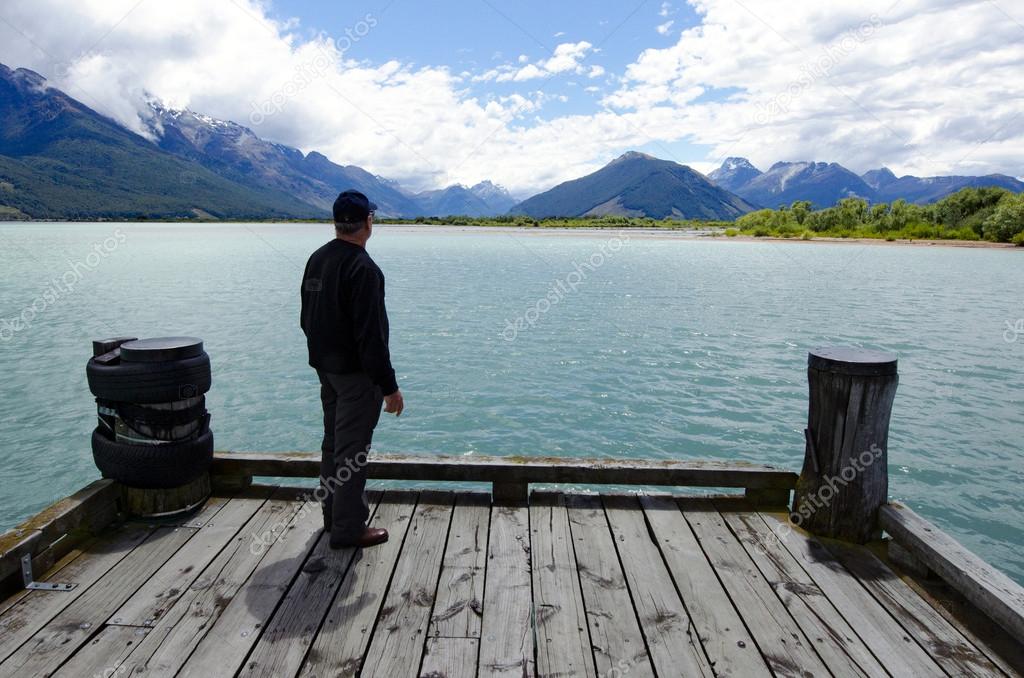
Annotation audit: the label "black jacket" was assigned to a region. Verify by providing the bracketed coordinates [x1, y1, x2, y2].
[300, 239, 398, 395]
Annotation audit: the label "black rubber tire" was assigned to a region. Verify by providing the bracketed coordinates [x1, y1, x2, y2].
[91, 427, 213, 489]
[86, 353, 211, 403]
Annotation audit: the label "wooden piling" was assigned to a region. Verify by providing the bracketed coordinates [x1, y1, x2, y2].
[121, 474, 211, 519]
[792, 347, 898, 543]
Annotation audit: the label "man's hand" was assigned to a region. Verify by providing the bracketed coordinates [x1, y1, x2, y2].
[383, 389, 404, 417]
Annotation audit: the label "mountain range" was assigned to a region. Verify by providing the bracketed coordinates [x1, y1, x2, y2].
[708, 157, 1024, 210]
[512, 151, 756, 220]
[0, 64, 515, 220]
[1, 62, 1021, 221]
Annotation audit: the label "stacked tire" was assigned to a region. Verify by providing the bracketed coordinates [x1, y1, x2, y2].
[87, 337, 213, 492]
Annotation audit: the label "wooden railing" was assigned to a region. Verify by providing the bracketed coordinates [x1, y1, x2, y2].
[880, 502, 1024, 642]
[209, 452, 798, 505]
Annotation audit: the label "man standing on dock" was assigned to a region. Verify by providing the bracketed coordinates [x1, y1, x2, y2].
[301, 190, 404, 549]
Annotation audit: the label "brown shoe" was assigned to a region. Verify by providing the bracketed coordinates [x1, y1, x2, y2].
[330, 527, 388, 549]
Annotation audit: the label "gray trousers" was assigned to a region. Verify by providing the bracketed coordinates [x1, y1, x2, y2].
[317, 370, 383, 540]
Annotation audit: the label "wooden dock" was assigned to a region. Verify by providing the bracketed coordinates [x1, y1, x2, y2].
[0, 469, 1022, 677]
[3, 348, 1024, 676]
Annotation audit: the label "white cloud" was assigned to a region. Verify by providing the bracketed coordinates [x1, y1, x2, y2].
[660, 2, 673, 17]
[0, 0, 1020, 196]
[542, 41, 593, 74]
[495, 41, 594, 82]
[656, 21, 675, 36]
[604, 0, 1024, 179]
[588, 65, 606, 78]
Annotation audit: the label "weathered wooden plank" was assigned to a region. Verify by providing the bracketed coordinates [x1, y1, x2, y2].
[362, 491, 456, 678]
[896, 573, 1024, 678]
[51, 624, 152, 678]
[212, 452, 798, 489]
[0, 522, 153, 663]
[718, 508, 884, 677]
[826, 539, 1005, 676]
[107, 492, 260, 626]
[530, 492, 596, 678]
[761, 512, 947, 676]
[640, 496, 770, 677]
[565, 494, 653, 678]
[478, 502, 534, 678]
[420, 637, 478, 678]
[237, 491, 384, 678]
[681, 501, 830, 678]
[429, 493, 489, 639]
[0, 525, 196, 678]
[881, 502, 1024, 642]
[0, 479, 120, 585]
[111, 489, 307, 677]
[298, 490, 418, 678]
[602, 495, 714, 678]
[177, 500, 325, 678]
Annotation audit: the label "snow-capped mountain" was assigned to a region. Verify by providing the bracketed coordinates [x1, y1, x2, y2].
[0, 64, 317, 220]
[469, 180, 518, 213]
[145, 104, 422, 216]
[145, 103, 518, 218]
[707, 157, 763, 193]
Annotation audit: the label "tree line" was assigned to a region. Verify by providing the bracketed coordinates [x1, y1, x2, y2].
[732, 187, 1024, 244]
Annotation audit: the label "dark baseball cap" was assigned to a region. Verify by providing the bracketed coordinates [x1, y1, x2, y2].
[333, 190, 378, 222]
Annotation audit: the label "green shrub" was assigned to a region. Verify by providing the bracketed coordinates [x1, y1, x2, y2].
[982, 193, 1024, 242]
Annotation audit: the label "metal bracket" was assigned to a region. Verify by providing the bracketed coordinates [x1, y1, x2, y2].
[21, 554, 76, 592]
[179, 520, 208, 529]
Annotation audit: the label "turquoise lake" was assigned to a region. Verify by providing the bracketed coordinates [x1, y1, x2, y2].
[1, 223, 1021, 583]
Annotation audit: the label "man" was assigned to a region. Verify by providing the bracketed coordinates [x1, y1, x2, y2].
[301, 190, 404, 548]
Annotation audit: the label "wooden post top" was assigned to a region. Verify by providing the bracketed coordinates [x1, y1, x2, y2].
[808, 347, 898, 376]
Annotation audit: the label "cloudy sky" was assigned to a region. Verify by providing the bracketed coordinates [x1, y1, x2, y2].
[1, 0, 1022, 194]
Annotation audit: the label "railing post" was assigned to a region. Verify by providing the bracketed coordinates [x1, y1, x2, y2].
[744, 487, 791, 507]
[792, 347, 898, 543]
[493, 481, 529, 504]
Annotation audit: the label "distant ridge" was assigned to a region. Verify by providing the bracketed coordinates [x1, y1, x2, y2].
[0, 64, 319, 220]
[708, 157, 1024, 208]
[3, 60, 1021, 221]
[511, 151, 757, 220]
[147, 105, 523, 218]
[0, 61, 519, 220]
